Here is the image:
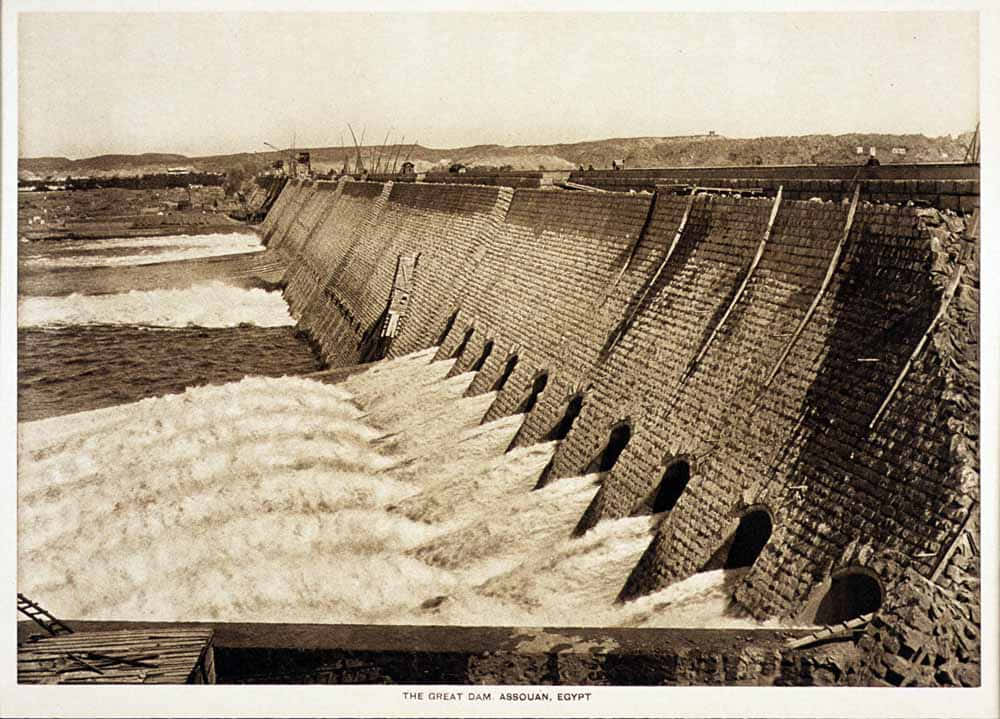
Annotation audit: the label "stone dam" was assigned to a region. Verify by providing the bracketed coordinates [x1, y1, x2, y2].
[21, 168, 980, 687]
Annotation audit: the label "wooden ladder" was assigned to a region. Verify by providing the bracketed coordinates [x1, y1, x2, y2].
[17, 593, 74, 637]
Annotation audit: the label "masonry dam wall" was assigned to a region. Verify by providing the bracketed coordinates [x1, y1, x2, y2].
[260, 177, 979, 685]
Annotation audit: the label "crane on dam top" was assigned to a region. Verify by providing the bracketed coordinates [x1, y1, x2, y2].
[347, 124, 367, 174]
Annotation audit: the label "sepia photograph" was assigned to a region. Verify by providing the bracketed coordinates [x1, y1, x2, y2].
[1, 3, 996, 717]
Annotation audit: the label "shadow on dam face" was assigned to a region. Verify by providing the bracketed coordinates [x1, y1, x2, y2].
[517, 371, 549, 415]
[531, 394, 588, 487]
[436, 310, 458, 347]
[492, 354, 518, 392]
[471, 340, 494, 372]
[571, 424, 633, 532]
[451, 327, 474, 359]
[505, 371, 550, 453]
[544, 393, 585, 442]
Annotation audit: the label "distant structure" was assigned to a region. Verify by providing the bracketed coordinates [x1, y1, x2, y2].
[964, 122, 980, 164]
[297, 152, 311, 177]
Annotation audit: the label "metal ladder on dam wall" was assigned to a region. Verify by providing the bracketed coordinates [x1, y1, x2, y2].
[17, 593, 74, 637]
[380, 253, 418, 340]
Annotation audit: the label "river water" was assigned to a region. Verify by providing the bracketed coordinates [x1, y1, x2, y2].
[17, 234, 320, 421]
[17, 229, 792, 630]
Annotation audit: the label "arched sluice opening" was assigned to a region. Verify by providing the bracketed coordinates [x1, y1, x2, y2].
[813, 570, 883, 625]
[721, 510, 772, 569]
[471, 340, 494, 372]
[517, 372, 549, 415]
[588, 424, 631, 474]
[450, 327, 473, 359]
[652, 460, 690, 513]
[436, 310, 458, 346]
[544, 394, 584, 442]
[492, 355, 518, 392]
[700, 508, 774, 573]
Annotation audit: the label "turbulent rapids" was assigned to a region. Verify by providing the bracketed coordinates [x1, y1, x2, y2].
[18, 348, 785, 630]
[19, 232, 265, 268]
[18, 282, 295, 328]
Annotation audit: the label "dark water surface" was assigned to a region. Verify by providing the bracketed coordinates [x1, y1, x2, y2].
[19, 249, 286, 297]
[17, 233, 319, 422]
[18, 325, 322, 422]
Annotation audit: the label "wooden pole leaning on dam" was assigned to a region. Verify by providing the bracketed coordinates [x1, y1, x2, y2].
[868, 207, 977, 431]
[603, 188, 699, 353]
[764, 183, 861, 388]
[688, 185, 784, 371]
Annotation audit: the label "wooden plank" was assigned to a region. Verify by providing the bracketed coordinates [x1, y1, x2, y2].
[560, 181, 607, 192]
[21, 638, 207, 653]
[784, 611, 874, 649]
[930, 501, 980, 583]
[19, 628, 214, 685]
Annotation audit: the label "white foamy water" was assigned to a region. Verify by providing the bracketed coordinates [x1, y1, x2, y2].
[17, 282, 295, 328]
[18, 348, 793, 629]
[22, 232, 263, 268]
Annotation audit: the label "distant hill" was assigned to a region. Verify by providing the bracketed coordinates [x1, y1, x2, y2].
[19, 132, 976, 180]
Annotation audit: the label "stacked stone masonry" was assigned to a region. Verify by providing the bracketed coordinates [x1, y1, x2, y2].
[262, 177, 979, 686]
[559, 165, 979, 214]
[424, 171, 544, 188]
[563, 175, 979, 214]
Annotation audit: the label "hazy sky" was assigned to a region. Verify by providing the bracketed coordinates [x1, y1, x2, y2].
[18, 11, 979, 159]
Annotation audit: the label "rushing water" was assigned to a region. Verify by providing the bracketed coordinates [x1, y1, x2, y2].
[18, 282, 294, 328]
[19, 232, 265, 269]
[17, 228, 791, 630]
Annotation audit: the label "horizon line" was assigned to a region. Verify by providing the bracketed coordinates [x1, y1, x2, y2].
[19, 127, 980, 163]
